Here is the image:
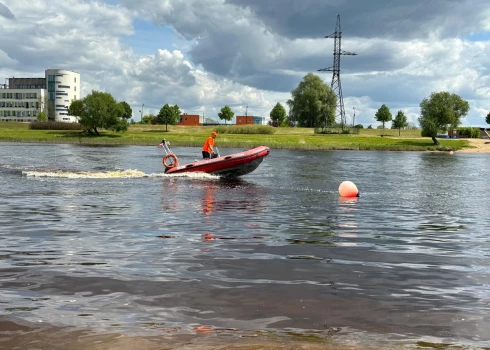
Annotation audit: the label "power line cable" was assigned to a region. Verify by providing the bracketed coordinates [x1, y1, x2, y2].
[356, 0, 434, 53]
[344, 0, 394, 28]
[401, 0, 468, 36]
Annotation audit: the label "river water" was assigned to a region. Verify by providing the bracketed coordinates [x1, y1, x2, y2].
[0, 142, 489, 349]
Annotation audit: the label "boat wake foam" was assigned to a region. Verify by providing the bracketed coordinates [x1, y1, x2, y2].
[22, 169, 219, 179]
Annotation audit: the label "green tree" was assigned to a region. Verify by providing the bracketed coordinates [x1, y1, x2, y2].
[287, 73, 336, 129]
[38, 96, 53, 120]
[375, 104, 392, 129]
[119, 101, 132, 120]
[157, 104, 180, 131]
[367, 125, 373, 129]
[418, 91, 470, 145]
[67, 100, 85, 120]
[141, 114, 155, 124]
[269, 102, 287, 126]
[218, 105, 234, 124]
[354, 124, 364, 129]
[392, 110, 408, 136]
[36, 111, 48, 121]
[172, 105, 181, 122]
[486, 111, 490, 125]
[68, 90, 129, 135]
[44, 97, 55, 121]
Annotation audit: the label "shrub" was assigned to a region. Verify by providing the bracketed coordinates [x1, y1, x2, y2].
[29, 121, 82, 130]
[456, 127, 480, 138]
[314, 127, 349, 134]
[215, 125, 276, 134]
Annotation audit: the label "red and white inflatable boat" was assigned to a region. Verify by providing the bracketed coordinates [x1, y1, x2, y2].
[160, 140, 269, 178]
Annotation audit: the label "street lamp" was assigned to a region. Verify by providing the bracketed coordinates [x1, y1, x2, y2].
[139, 103, 144, 122]
[352, 107, 356, 128]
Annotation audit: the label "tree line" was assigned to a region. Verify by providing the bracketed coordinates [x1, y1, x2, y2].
[285, 73, 476, 145]
[139, 104, 236, 127]
[51, 74, 487, 145]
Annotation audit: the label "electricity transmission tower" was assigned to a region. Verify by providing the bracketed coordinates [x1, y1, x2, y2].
[319, 14, 357, 130]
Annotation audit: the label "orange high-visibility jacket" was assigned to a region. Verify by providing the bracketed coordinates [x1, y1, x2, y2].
[202, 136, 215, 153]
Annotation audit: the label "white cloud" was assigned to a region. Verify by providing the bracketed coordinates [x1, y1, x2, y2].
[0, 0, 279, 121]
[0, 49, 17, 66]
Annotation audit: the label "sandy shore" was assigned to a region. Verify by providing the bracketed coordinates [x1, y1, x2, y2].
[457, 138, 490, 153]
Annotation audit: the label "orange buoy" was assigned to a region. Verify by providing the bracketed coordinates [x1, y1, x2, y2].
[202, 233, 214, 241]
[339, 181, 359, 197]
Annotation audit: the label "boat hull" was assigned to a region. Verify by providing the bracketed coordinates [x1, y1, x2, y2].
[164, 146, 269, 178]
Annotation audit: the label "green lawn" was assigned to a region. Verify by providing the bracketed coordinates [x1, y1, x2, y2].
[0, 122, 470, 152]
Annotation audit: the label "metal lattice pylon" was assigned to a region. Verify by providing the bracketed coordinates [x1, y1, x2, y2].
[319, 14, 356, 129]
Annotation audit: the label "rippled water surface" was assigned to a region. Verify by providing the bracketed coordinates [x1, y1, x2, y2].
[1, 142, 489, 349]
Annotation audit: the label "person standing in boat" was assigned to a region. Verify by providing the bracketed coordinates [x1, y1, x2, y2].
[202, 131, 218, 159]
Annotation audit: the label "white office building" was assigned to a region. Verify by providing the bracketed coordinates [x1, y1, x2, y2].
[46, 69, 80, 122]
[0, 69, 81, 123]
[0, 88, 46, 122]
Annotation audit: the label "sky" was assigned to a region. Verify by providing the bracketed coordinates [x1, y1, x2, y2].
[1, 0, 489, 127]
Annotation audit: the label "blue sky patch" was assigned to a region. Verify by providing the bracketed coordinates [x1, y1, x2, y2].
[122, 19, 191, 56]
[467, 31, 490, 42]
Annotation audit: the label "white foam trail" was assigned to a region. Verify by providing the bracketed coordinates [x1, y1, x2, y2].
[164, 172, 220, 180]
[23, 169, 148, 179]
[22, 169, 221, 180]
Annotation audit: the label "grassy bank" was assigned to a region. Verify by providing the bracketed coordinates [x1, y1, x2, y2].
[0, 122, 469, 151]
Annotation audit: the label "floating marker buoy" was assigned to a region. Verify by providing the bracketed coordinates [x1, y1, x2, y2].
[339, 181, 359, 197]
[202, 233, 214, 241]
[449, 151, 454, 155]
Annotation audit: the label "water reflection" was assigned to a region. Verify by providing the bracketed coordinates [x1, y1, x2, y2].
[160, 177, 180, 212]
[202, 186, 214, 215]
[338, 196, 359, 205]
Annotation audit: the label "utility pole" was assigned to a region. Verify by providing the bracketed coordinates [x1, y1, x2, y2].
[319, 14, 357, 130]
[139, 103, 144, 121]
[246, 105, 248, 116]
[353, 107, 356, 128]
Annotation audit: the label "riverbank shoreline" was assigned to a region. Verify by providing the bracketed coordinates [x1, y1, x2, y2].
[2, 138, 489, 153]
[1, 122, 488, 152]
[452, 138, 490, 153]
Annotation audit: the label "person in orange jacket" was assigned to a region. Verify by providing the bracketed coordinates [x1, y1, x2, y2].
[202, 131, 217, 159]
